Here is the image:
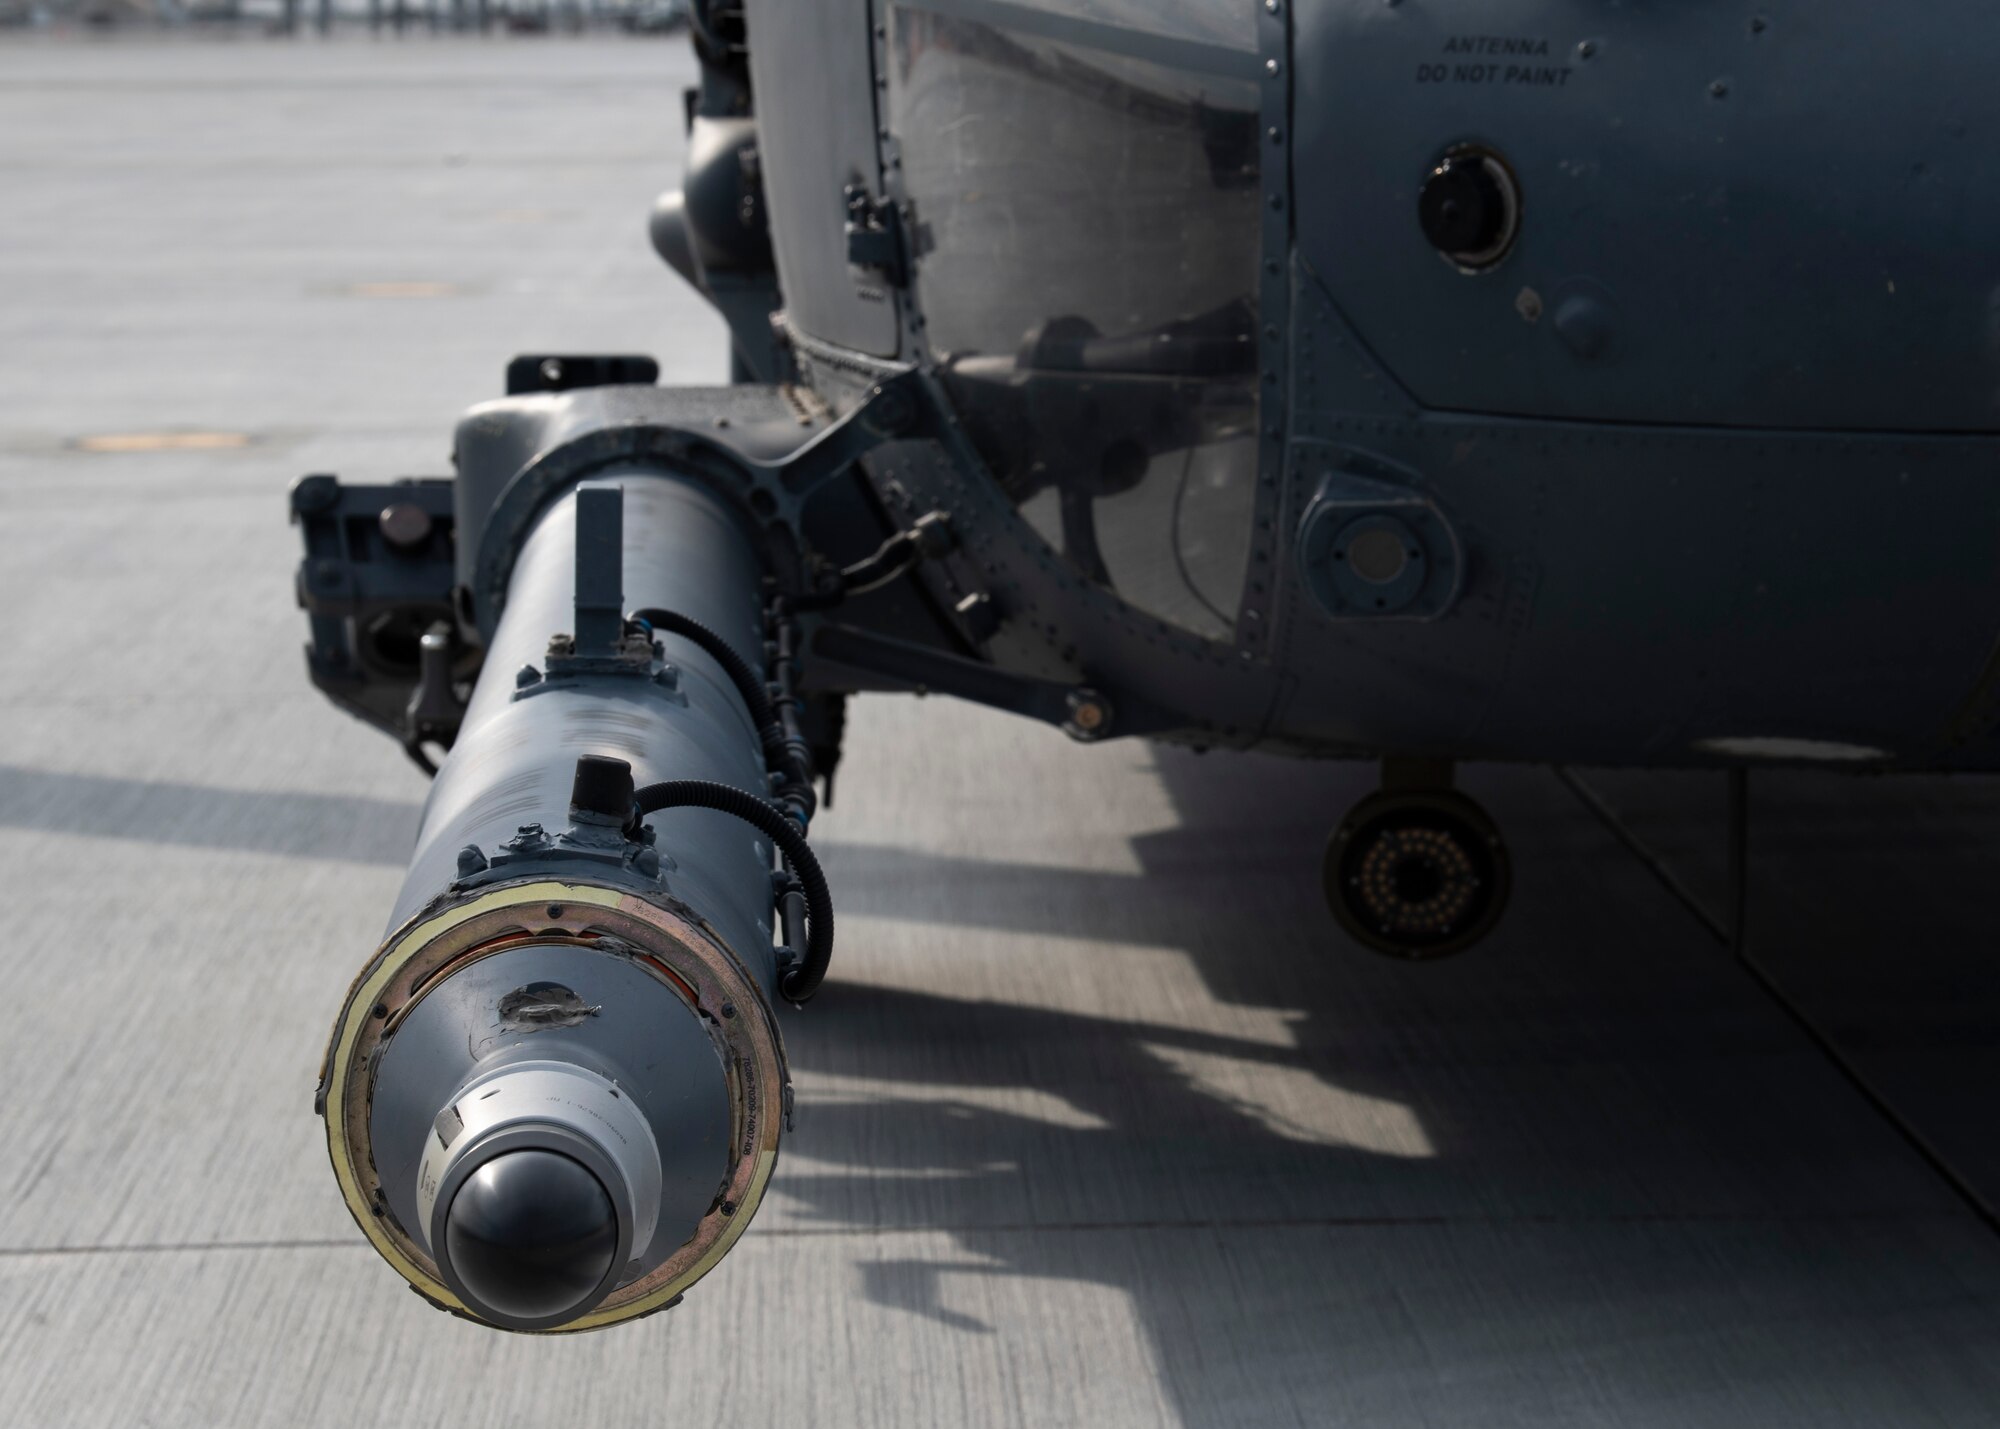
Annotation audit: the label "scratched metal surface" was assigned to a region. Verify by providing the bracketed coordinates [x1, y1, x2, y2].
[2, 34, 1999, 1429]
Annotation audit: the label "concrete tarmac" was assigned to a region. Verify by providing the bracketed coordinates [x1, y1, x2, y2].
[1, 35, 1997, 1429]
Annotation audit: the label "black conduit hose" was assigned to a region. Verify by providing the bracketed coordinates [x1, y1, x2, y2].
[632, 779, 834, 1003]
[629, 607, 814, 806]
[630, 606, 779, 736]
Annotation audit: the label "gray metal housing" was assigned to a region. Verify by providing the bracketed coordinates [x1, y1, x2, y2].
[395, 470, 778, 964]
[706, 0, 2000, 772]
[300, 0, 2000, 792]
[292, 0, 2000, 1334]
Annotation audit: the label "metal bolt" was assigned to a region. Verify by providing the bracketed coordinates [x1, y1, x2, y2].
[379, 501, 433, 551]
[1063, 687, 1115, 741]
[293, 475, 339, 513]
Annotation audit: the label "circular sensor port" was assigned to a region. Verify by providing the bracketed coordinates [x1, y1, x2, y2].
[1344, 527, 1411, 585]
[1417, 146, 1521, 272]
[444, 1149, 620, 1325]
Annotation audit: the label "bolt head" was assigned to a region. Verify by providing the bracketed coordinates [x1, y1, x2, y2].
[378, 501, 434, 551]
[292, 474, 339, 514]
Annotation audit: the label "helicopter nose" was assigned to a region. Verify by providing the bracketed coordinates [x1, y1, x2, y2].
[442, 1149, 621, 1326]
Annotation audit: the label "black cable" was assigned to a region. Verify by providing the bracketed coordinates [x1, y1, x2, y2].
[630, 607, 778, 732]
[632, 778, 834, 1003]
[630, 605, 815, 806]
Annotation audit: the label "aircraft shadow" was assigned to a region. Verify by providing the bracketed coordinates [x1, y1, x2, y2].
[0, 764, 417, 865]
[780, 750, 2000, 1425]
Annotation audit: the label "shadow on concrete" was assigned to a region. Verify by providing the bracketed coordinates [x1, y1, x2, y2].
[1590, 766, 2000, 1214]
[9, 741, 1998, 1420]
[0, 764, 418, 864]
[782, 750, 2000, 1426]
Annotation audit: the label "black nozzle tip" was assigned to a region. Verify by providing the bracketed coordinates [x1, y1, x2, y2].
[570, 754, 636, 823]
[443, 1149, 620, 1325]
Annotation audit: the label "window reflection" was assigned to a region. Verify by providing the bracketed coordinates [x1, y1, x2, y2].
[888, 4, 1262, 642]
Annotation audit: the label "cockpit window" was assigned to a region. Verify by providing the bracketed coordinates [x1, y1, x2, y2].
[938, 0, 1258, 57]
[886, 1, 1263, 643]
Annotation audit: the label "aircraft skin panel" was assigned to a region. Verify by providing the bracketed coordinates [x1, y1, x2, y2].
[745, 0, 903, 358]
[1296, 0, 2000, 433]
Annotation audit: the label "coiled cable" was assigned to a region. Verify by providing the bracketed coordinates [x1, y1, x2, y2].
[629, 606, 813, 807]
[631, 778, 833, 1003]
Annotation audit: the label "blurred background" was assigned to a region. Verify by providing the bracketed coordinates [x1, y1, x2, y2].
[0, 18, 1997, 1429]
[2, 0, 689, 35]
